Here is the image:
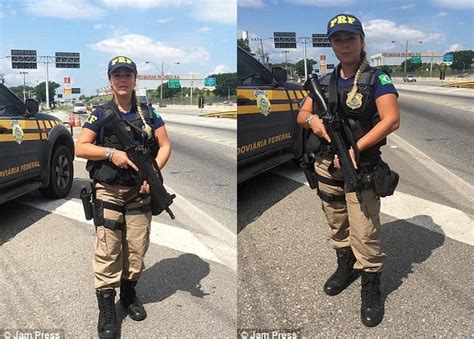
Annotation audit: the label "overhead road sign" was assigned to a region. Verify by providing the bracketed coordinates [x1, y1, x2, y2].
[71, 88, 81, 94]
[442, 53, 453, 66]
[204, 77, 216, 87]
[312, 34, 331, 48]
[274, 32, 297, 49]
[168, 79, 181, 88]
[55, 52, 80, 68]
[11, 50, 37, 69]
[411, 56, 422, 64]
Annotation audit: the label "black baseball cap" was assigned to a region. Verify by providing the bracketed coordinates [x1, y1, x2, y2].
[107, 56, 137, 76]
[327, 14, 364, 39]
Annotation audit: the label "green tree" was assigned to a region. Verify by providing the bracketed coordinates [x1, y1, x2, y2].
[237, 38, 251, 53]
[399, 59, 423, 73]
[35, 81, 60, 104]
[208, 72, 236, 97]
[449, 50, 473, 71]
[295, 59, 317, 77]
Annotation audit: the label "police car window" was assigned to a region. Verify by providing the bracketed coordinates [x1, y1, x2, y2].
[238, 55, 271, 86]
[0, 90, 22, 116]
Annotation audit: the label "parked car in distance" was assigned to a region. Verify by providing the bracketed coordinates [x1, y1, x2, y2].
[73, 101, 86, 113]
[403, 74, 417, 82]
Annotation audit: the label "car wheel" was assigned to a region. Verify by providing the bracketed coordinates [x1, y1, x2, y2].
[40, 145, 74, 199]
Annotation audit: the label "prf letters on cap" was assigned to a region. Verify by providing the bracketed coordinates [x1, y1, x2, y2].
[330, 15, 357, 28]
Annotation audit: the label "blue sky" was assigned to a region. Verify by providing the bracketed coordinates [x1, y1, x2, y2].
[0, 0, 236, 96]
[238, 0, 473, 68]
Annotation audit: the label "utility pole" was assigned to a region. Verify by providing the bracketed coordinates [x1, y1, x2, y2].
[160, 60, 164, 101]
[45, 57, 50, 109]
[20, 71, 28, 101]
[282, 50, 289, 72]
[302, 36, 309, 80]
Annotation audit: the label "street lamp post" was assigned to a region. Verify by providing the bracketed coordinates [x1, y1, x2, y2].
[146, 60, 180, 102]
[392, 40, 422, 76]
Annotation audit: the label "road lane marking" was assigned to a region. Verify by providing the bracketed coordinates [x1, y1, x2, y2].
[271, 163, 474, 246]
[18, 196, 231, 267]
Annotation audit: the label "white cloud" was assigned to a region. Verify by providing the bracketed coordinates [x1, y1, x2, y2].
[363, 19, 445, 52]
[198, 26, 212, 32]
[432, 0, 473, 9]
[447, 43, 463, 52]
[190, 0, 236, 24]
[284, 0, 357, 6]
[400, 4, 416, 9]
[433, 12, 448, 17]
[156, 17, 174, 24]
[100, 0, 191, 8]
[89, 34, 209, 66]
[238, 0, 265, 7]
[210, 65, 229, 74]
[24, 0, 104, 19]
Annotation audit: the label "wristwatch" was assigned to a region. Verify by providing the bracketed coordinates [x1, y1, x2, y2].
[305, 114, 314, 126]
[105, 148, 114, 161]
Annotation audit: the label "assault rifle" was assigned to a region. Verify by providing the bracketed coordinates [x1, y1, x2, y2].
[103, 110, 176, 219]
[303, 73, 363, 200]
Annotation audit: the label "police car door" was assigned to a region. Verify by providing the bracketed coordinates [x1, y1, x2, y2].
[237, 48, 297, 167]
[0, 86, 42, 188]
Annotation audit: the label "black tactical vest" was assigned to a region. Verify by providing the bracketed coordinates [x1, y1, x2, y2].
[319, 67, 387, 160]
[86, 101, 157, 185]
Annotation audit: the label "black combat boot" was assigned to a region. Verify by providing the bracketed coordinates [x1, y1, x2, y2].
[361, 271, 384, 327]
[323, 247, 359, 296]
[120, 279, 147, 321]
[96, 288, 117, 339]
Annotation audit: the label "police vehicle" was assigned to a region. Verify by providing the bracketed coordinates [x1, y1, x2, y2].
[237, 46, 306, 183]
[0, 83, 75, 204]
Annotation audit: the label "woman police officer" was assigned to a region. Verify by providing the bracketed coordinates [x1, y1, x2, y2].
[76, 56, 171, 338]
[297, 14, 400, 327]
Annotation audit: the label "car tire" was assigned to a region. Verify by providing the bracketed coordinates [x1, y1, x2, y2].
[40, 145, 74, 199]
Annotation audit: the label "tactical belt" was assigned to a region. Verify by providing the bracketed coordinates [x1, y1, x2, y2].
[316, 174, 345, 188]
[317, 189, 346, 203]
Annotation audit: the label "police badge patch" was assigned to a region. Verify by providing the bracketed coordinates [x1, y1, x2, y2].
[346, 92, 363, 109]
[254, 90, 271, 116]
[10, 120, 24, 144]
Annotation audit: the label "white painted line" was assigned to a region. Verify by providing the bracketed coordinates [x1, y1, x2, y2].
[381, 191, 474, 246]
[18, 197, 229, 266]
[271, 162, 474, 246]
[388, 133, 474, 202]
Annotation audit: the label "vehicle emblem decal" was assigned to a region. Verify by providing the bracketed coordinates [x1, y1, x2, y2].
[11, 120, 24, 145]
[254, 90, 271, 116]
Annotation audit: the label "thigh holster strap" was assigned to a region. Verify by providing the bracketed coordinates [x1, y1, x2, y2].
[126, 204, 152, 213]
[317, 189, 346, 203]
[102, 201, 125, 214]
[103, 219, 123, 230]
[317, 174, 345, 188]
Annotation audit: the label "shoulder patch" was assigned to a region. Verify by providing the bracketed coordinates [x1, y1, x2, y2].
[86, 114, 97, 124]
[378, 73, 392, 86]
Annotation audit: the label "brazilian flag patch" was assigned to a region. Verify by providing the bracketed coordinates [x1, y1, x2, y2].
[378, 74, 392, 85]
[151, 107, 161, 119]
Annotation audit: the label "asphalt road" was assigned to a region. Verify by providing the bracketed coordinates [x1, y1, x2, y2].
[0, 111, 237, 338]
[238, 90, 474, 337]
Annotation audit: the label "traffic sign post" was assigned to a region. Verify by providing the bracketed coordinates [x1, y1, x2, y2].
[312, 34, 331, 48]
[204, 77, 217, 87]
[274, 32, 297, 49]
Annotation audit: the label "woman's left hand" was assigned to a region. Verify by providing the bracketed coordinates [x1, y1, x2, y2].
[139, 180, 150, 194]
[333, 147, 358, 170]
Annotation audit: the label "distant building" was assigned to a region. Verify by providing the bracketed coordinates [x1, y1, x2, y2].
[369, 51, 443, 67]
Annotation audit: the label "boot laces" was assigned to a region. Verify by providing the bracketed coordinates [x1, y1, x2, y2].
[100, 294, 115, 324]
[334, 251, 354, 279]
[362, 278, 381, 308]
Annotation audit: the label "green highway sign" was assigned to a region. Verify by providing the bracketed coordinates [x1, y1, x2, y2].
[411, 56, 422, 64]
[168, 78, 180, 88]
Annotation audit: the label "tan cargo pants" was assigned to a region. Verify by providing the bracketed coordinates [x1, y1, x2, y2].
[93, 182, 152, 290]
[314, 154, 386, 272]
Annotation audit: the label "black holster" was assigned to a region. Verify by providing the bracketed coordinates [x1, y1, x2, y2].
[80, 185, 94, 220]
[373, 161, 399, 197]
